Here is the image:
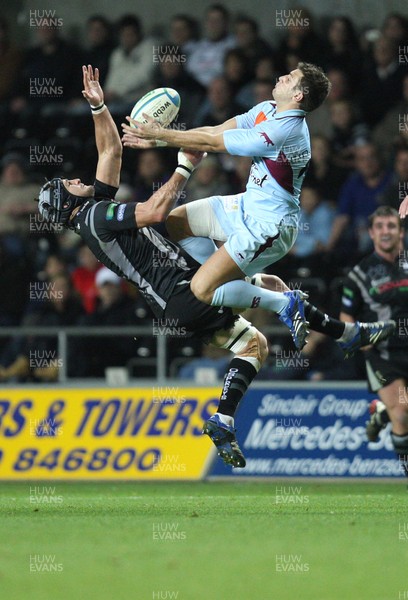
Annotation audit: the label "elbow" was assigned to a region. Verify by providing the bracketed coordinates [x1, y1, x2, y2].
[111, 145, 123, 160]
[209, 140, 225, 153]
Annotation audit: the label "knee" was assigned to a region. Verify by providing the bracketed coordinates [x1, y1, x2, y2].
[391, 405, 408, 429]
[190, 276, 214, 305]
[257, 331, 269, 364]
[237, 329, 269, 366]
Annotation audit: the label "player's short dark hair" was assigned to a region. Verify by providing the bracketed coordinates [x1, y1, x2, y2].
[368, 206, 401, 228]
[296, 62, 331, 112]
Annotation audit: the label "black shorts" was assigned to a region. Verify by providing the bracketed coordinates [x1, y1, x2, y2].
[365, 349, 408, 393]
[163, 282, 237, 343]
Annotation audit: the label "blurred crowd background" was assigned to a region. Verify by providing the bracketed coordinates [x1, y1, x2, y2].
[0, 5, 407, 382]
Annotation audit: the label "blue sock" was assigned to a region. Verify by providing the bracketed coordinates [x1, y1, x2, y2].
[211, 280, 289, 313]
[178, 236, 217, 264]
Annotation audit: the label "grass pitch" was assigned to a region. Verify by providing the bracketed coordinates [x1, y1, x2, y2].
[0, 481, 406, 600]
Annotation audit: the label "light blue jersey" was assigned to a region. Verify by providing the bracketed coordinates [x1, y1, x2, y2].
[222, 101, 311, 223]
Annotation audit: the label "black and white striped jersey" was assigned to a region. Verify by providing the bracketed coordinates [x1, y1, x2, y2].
[341, 251, 408, 351]
[72, 180, 200, 317]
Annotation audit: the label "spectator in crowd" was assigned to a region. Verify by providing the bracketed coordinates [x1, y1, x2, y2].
[325, 143, 393, 258]
[289, 186, 335, 275]
[323, 16, 362, 86]
[306, 68, 352, 138]
[233, 15, 272, 77]
[236, 54, 280, 108]
[9, 25, 82, 133]
[0, 153, 40, 245]
[186, 4, 235, 87]
[185, 155, 232, 203]
[277, 7, 326, 69]
[372, 72, 408, 162]
[0, 17, 22, 103]
[223, 48, 251, 96]
[254, 55, 280, 81]
[0, 238, 31, 329]
[259, 330, 360, 382]
[169, 14, 199, 59]
[82, 16, 114, 86]
[228, 155, 252, 194]
[0, 273, 84, 382]
[360, 35, 405, 127]
[132, 149, 170, 201]
[178, 343, 230, 381]
[35, 253, 67, 284]
[104, 15, 156, 113]
[304, 135, 349, 204]
[152, 46, 205, 128]
[76, 268, 141, 378]
[378, 146, 408, 210]
[193, 76, 244, 128]
[382, 12, 408, 46]
[115, 183, 134, 203]
[71, 243, 102, 314]
[329, 99, 369, 169]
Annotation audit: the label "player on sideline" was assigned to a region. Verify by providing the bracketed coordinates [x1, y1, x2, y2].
[36, 66, 395, 468]
[122, 62, 331, 350]
[340, 206, 408, 478]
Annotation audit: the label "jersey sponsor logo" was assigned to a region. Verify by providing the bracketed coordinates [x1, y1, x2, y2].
[117, 204, 126, 222]
[259, 131, 274, 147]
[106, 203, 116, 220]
[250, 173, 268, 187]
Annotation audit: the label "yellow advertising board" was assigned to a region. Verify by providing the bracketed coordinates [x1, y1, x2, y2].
[0, 388, 219, 479]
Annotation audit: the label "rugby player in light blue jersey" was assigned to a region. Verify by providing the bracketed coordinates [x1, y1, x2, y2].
[122, 63, 331, 349]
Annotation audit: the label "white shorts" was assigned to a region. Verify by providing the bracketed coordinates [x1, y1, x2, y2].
[185, 194, 298, 277]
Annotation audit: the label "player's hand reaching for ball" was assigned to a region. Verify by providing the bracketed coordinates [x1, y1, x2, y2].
[82, 65, 104, 107]
[122, 114, 164, 144]
[399, 194, 408, 219]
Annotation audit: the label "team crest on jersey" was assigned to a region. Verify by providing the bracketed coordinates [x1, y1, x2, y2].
[367, 264, 389, 281]
[259, 131, 274, 147]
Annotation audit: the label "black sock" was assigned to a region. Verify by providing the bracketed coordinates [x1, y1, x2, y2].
[391, 431, 408, 478]
[218, 358, 258, 417]
[304, 301, 345, 339]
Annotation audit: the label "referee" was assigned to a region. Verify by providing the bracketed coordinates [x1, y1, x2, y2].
[340, 206, 408, 477]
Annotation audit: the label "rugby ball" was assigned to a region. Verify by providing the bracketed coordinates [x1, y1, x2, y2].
[130, 87, 180, 128]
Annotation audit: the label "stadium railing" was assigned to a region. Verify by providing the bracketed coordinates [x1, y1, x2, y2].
[0, 325, 287, 382]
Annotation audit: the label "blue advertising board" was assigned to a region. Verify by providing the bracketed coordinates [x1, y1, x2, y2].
[209, 384, 402, 478]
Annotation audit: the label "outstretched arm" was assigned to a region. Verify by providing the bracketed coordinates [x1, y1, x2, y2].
[134, 149, 204, 227]
[121, 117, 237, 151]
[82, 65, 122, 188]
[121, 114, 235, 153]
